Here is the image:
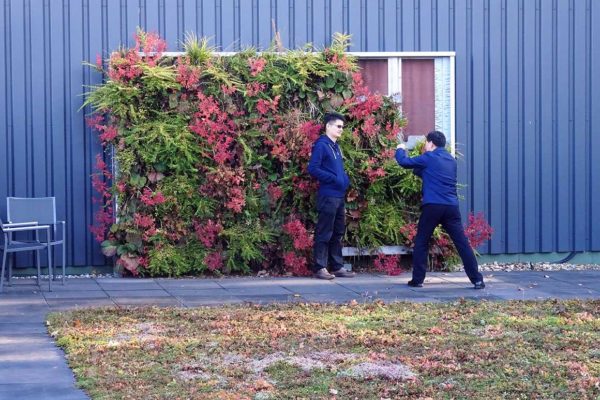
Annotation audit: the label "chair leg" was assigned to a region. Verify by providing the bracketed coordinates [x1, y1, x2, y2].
[7, 254, 13, 286]
[50, 246, 56, 281]
[47, 246, 52, 292]
[0, 250, 7, 292]
[62, 243, 66, 285]
[36, 250, 41, 287]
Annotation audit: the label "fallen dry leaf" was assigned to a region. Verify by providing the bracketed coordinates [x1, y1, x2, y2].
[253, 378, 273, 391]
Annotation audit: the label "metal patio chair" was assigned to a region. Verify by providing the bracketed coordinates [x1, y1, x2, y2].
[6, 197, 66, 289]
[0, 220, 52, 292]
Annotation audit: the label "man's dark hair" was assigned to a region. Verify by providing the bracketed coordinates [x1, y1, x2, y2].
[426, 131, 446, 148]
[323, 112, 345, 125]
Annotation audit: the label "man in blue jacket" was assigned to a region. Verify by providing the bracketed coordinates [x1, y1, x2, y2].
[307, 113, 356, 279]
[395, 131, 485, 289]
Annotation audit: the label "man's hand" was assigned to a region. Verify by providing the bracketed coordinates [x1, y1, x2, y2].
[396, 143, 407, 150]
[396, 132, 406, 143]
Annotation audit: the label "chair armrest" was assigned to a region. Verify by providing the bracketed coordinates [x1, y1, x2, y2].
[43, 221, 66, 226]
[3, 221, 39, 227]
[2, 224, 51, 233]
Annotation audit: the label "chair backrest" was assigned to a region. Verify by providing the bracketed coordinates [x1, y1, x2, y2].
[7, 197, 57, 225]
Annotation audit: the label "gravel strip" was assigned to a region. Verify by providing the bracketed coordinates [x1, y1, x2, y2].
[12, 274, 114, 279]
[478, 262, 600, 272]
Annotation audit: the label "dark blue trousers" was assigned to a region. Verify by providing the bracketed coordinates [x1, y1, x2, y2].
[412, 204, 483, 284]
[313, 195, 345, 273]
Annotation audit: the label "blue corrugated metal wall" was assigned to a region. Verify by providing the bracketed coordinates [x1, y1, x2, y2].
[1, 0, 598, 267]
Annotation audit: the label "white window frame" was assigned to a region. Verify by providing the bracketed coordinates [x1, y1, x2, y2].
[350, 52, 457, 155]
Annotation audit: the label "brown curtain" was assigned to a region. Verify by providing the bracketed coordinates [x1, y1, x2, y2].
[357, 59, 388, 95]
[401, 59, 435, 137]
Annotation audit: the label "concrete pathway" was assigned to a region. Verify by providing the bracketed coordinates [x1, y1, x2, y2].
[0, 270, 599, 399]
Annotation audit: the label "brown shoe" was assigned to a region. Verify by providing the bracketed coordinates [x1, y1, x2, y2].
[332, 269, 356, 278]
[313, 268, 335, 280]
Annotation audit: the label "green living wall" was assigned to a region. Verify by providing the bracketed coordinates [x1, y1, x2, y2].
[86, 31, 491, 277]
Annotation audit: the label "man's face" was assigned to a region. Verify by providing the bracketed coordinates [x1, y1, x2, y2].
[424, 140, 436, 152]
[325, 119, 344, 141]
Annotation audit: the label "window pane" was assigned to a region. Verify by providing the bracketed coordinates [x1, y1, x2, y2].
[401, 59, 435, 137]
[357, 59, 388, 94]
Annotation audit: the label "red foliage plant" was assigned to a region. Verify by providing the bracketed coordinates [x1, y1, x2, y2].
[282, 218, 313, 251]
[90, 154, 114, 243]
[373, 254, 403, 276]
[465, 212, 494, 248]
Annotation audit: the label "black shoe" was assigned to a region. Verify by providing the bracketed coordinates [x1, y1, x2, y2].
[474, 281, 486, 290]
[332, 269, 356, 278]
[407, 280, 423, 288]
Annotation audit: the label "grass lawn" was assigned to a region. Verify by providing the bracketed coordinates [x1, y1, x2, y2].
[48, 300, 599, 399]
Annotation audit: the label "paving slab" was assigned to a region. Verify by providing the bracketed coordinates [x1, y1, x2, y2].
[411, 286, 486, 295]
[0, 301, 51, 319]
[0, 309, 49, 323]
[0, 296, 47, 307]
[539, 292, 600, 300]
[484, 272, 550, 283]
[43, 291, 109, 300]
[234, 294, 303, 304]
[532, 283, 599, 293]
[424, 277, 466, 285]
[0, 361, 76, 384]
[334, 281, 403, 291]
[254, 278, 334, 287]
[375, 295, 442, 303]
[95, 278, 156, 284]
[490, 289, 557, 301]
[0, 384, 88, 400]
[164, 288, 230, 297]
[341, 274, 402, 283]
[299, 292, 363, 303]
[97, 281, 163, 291]
[178, 296, 245, 307]
[279, 282, 359, 295]
[343, 287, 421, 301]
[155, 279, 222, 290]
[406, 281, 470, 290]
[427, 293, 505, 301]
[2, 278, 44, 286]
[544, 270, 600, 279]
[38, 282, 103, 292]
[0, 287, 45, 296]
[0, 322, 47, 334]
[224, 286, 294, 296]
[104, 289, 171, 298]
[112, 297, 183, 307]
[215, 277, 301, 288]
[576, 283, 600, 292]
[546, 273, 600, 290]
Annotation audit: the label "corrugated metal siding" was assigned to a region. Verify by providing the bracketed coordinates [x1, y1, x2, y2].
[1, 0, 598, 266]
